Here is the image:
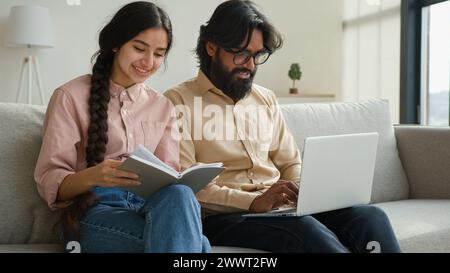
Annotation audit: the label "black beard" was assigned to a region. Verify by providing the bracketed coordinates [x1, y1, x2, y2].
[209, 57, 256, 103]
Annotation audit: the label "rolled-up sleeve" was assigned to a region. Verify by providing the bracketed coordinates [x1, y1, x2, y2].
[34, 89, 81, 209]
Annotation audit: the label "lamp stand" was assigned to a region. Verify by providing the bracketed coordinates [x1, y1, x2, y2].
[16, 46, 45, 105]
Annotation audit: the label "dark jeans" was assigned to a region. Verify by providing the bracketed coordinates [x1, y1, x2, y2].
[202, 205, 401, 253]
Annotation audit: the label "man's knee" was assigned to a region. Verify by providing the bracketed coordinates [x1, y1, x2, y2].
[273, 217, 346, 252]
[272, 217, 335, 243]
[350, 205, 390, 225]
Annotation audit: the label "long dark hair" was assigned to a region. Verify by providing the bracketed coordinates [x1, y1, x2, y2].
[61, 1, 173, 241]
[196, 0, 283, 75]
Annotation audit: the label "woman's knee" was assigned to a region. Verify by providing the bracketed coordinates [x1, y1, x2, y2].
[153, 184, 199, 208]
[161, 184, 195, 199]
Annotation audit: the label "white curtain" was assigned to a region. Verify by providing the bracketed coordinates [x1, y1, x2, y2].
[342, 0, 401, 123]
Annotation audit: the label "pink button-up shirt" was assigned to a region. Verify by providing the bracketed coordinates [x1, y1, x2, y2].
[34, 75, 180, 209]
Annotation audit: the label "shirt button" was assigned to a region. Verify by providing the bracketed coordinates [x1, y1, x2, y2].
[177, 112, 184, 119]
[179, 127, 184, 133]
[122, 109, 127, 115]
[249, 171, 254, 177]
[250, 152, 255, 157]
[122, 91, 126, 96]
[129, 133, 133, 139]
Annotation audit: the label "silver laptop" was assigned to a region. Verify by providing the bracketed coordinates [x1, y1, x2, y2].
[243, 132, 379, 217]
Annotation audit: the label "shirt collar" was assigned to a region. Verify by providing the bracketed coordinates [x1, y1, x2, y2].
[109, 80, 143, 102]
[196, 70, 235, 102]
[196, 70, 215, 95]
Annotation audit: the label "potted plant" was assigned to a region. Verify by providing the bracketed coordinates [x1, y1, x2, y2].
[288, 63, 302, 94]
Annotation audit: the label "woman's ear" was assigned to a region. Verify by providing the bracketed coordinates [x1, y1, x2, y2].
[206, 42, 217, 57]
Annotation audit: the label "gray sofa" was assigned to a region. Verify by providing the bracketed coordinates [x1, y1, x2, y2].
[1, 99, 449, 253]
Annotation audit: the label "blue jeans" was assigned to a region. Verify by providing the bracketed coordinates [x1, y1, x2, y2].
[203, 205, 401, 253]
[78, 184, 211, 253]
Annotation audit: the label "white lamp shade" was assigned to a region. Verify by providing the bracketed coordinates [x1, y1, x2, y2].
[5, 5, 55, 48]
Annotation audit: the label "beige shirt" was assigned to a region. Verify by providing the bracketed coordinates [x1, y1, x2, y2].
[34, 75, 180, 209]
[164, 70, 301, 213]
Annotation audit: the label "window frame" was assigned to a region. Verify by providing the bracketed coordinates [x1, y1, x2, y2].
[400, 0, 449, 124]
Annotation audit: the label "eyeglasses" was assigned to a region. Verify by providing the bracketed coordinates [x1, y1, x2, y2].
[224, 48, 272, 66]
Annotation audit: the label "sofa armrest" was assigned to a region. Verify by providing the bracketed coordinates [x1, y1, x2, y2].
[394, 125, 450, 199]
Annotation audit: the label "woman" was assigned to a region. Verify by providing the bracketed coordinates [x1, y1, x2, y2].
[34, 1, 210, 253]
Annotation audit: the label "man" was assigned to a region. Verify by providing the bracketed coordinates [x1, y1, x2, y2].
[165, 0, 401, 253]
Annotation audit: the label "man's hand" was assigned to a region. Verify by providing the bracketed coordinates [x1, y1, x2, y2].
[249, 180, 299, 213]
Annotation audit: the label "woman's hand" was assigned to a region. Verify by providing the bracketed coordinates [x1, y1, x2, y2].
[58, 159, 140, 202]
[86, 159, 141, 188]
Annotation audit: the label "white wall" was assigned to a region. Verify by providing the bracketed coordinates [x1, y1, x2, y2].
[0, 0, 342, 105]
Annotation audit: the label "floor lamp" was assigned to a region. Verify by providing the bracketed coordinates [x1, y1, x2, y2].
[5, 6, 54, 105]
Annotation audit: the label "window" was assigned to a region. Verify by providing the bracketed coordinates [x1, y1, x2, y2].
[343, 0, 402, 123]
[400, 0, 450, 125]
[421, 1, 450, 125]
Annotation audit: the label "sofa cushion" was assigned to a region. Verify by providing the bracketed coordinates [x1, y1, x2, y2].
[280, 99, 409, 203]
[375, 200, 450, 253]
[394, 126, 450, 199]
[0, 103, 60, 244]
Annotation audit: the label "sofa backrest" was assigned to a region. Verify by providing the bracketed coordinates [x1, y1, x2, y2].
[0, 100, 409, 244]
[280, 99, 410, 203]
[0, 103, 60, 244]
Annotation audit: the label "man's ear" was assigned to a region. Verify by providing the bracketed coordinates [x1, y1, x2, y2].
[206, 41, 217, 57]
